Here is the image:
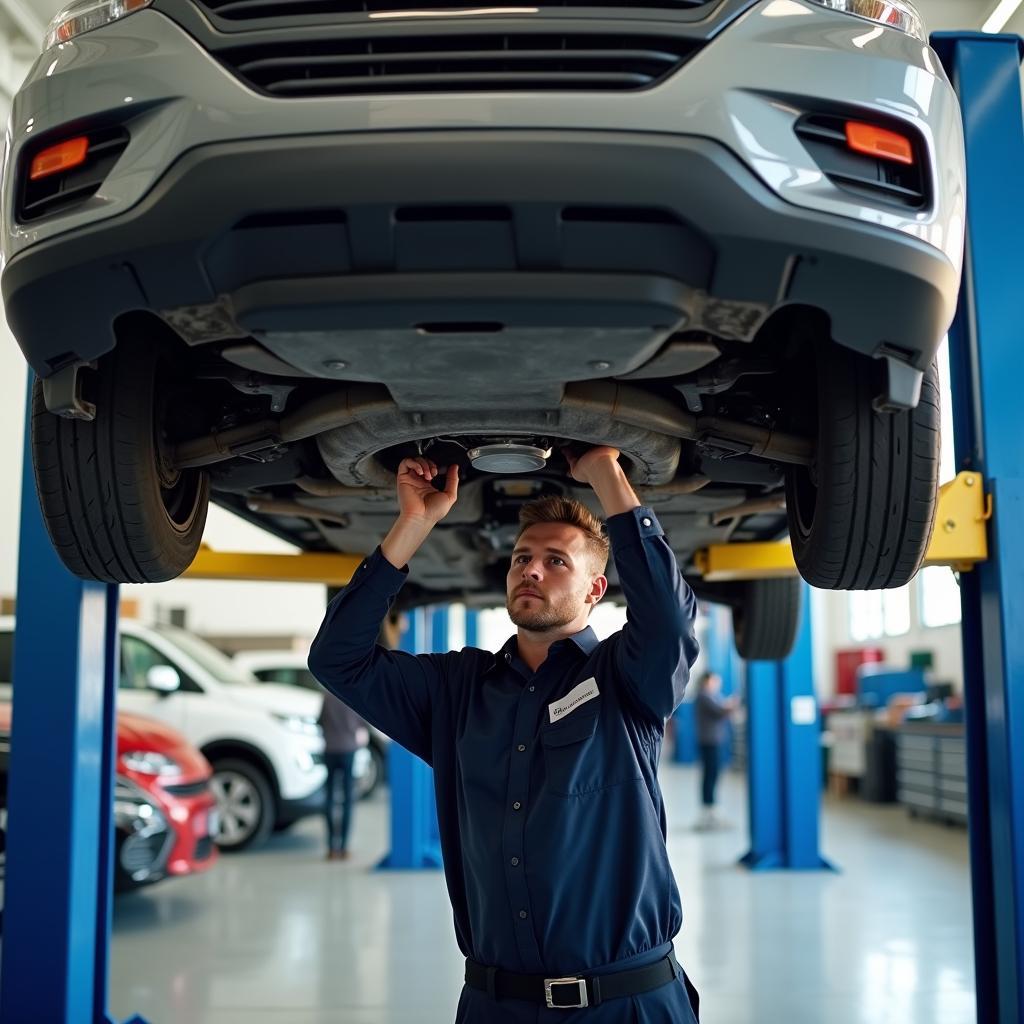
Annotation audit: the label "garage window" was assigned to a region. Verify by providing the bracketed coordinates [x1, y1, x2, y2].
[920, 567, 962, 628]
[849, 585, 911, 641]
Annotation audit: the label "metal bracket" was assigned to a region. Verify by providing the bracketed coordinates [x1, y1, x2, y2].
[693, 471, 990, 581]
[40, 361, 96, 421]
[873, 351, 924, 413]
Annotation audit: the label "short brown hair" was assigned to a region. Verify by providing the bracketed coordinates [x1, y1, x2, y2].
[516, 496, 610, 575]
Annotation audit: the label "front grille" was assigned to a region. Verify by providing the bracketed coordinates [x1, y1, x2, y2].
[19, 126, 130, 223]
[795, 114, 927, 210]
[162, 779, 212, 797]
[200, 0, 709, 21]
[119, 828, 171, 879]
[219, 32, 698, 95]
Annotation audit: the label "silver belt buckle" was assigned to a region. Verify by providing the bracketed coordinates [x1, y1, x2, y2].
[544, 976, 588, 1009]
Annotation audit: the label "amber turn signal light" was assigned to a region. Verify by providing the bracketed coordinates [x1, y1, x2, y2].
[844, 122, 914, 166]
[29, 136, 90, 181]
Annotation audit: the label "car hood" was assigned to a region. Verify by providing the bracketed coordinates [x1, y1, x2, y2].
[117, 710, 192, 751]
[225, 683, 322, 718]
[117, 711, 211, 779]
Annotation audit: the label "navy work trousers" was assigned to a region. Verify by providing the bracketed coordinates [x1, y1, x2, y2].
[323, 750, 356, 851]
[699, 743, 720, 808]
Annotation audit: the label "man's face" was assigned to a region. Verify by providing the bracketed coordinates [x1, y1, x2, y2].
[506, 522, 604, 632]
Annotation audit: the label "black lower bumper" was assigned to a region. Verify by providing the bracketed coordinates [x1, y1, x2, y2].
[3, 129, 958, 381]
[276, 783, 327, 827]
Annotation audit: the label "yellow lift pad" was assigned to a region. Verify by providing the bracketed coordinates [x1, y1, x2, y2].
[693, 471, 990, 582]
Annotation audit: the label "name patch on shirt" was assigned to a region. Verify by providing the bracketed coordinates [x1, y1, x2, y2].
[548, 678, 600, 723]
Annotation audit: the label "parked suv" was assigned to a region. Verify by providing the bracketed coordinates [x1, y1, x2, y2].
[233, 650, 388, 799]
[0, 618, 326, 850]
[5, 0, 963, 642]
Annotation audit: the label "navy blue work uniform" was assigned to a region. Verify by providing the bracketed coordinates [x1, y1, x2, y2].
[308, 507, 701, 1022]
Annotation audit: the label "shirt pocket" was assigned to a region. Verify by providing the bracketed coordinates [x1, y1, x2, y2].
[540, 710, 602, 796]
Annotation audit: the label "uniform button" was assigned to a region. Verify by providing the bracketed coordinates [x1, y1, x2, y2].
[517, 744, 526, 752]
[529, 686, 535, 692]
[511, 857, 520, 866]
[513, 801, 521, 810]
[519, 910, 528, 920]
[641, 516, 652, 527]
[504, 653, 512, 663]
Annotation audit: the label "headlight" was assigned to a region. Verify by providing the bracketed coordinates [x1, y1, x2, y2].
[120, 750, 181, 777]
[806, 0, 926, 42]
[270, 713, 322, 738]
[113, 775, 164, 827]
[44, 0, 153, 50]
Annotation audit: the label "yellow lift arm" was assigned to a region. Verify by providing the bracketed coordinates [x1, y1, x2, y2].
[693, 471, 991, 583]
[183, 547, 364, 586]
[181, 472, 990, 586]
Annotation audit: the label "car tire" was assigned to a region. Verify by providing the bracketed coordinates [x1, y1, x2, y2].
[732, 577, 802, 661]
[31, 340, 210, 583]
[786, 348, 940, 590]
[357, 740, 385, 801]
[210, 758, 275, 852]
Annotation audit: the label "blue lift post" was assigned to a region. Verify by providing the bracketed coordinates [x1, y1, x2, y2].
[713, 603, 738, 770]
[377, 606, 442, 870]
[465, 608, 480, 649]
[425, 606, 449, 851]
[0, 389, 129, 1024]
[671, 606, 721, 766]
[933, 31, 1024, 1024]
[741, 584, 831, 871]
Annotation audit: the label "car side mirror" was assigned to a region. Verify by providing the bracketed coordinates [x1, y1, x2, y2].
[146, 665, 180, 695]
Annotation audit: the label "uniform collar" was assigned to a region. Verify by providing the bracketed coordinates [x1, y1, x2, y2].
[490, 625, 599, 670]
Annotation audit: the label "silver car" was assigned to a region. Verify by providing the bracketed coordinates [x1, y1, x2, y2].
[3, 0, 964, 658]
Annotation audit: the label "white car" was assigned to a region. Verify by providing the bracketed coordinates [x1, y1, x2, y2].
[0, 617, 326, 851]
[233, 650, 387, 801]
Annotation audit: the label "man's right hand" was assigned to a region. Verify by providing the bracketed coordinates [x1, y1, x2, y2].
[381, 458, 459, 569]
[396, 457, 459, 524]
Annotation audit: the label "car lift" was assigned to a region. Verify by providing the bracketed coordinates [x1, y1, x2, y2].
[0, 30, 1021, 1024]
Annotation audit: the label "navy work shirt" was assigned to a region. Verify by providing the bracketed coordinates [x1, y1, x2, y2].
[308, 506, 699, 980]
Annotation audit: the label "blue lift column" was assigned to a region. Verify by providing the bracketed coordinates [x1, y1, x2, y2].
[933, 32, 1024, 1024]
[465, 607, 480, 649]
[741, 584, 830, 871]
[377, 607, 442, 870]
[425, 606, 450, 851]
[0, 390, 125, 1024]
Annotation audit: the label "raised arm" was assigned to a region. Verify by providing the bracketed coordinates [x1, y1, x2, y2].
[566, 447, 699, 723]
[307, 457, 459, 763]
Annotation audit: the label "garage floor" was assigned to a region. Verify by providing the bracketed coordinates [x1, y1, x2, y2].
[109, 763, 976, 1024]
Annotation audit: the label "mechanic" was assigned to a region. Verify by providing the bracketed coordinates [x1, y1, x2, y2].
[308, 445, 702, 1022]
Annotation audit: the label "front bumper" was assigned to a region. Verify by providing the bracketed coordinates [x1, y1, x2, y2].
[159, 788, 220, 876]
[2, 0, 964, 375]
[277, 781, 327, 826]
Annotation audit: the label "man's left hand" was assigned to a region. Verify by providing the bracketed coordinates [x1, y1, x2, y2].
[564, 446, 621, 487]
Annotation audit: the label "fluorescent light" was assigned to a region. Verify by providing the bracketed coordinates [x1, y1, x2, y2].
[982, 0, 1023, 33]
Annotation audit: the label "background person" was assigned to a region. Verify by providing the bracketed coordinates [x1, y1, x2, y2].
[694, 670, 738, 831]
[318, 691, 369, 861]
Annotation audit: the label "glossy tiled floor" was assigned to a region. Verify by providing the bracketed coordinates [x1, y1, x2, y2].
[109, 764, 976, 1024]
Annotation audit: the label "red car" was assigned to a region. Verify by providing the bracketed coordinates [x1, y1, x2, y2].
[115, 710, 219, 882]
[0, 704, 218, 888]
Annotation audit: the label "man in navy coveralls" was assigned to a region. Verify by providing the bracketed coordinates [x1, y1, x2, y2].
[309, 446, 701, 1022]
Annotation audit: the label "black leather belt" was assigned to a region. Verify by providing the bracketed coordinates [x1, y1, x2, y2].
[465, 953, 677, 1009]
